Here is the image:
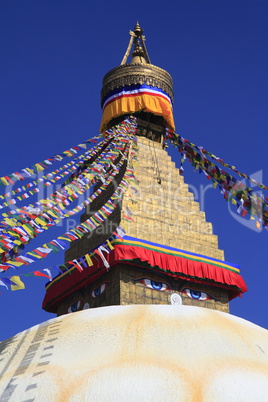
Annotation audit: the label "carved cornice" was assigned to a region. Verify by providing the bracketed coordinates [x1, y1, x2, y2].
[101, 63, 174, 104]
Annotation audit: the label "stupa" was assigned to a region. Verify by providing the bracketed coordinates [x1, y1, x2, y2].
[42, 22, 246, 316]
[0, 24, 267, 401]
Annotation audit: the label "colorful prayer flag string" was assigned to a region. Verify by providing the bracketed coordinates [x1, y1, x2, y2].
[165, 129, 268, 229]
[0, 136, 112, 207]
[0, 121, 136, 263]
[166, 129, 268, 191]
[0, 230, 126, 291]
[0, 118, 138, 271]
[0, 133, 103, 188]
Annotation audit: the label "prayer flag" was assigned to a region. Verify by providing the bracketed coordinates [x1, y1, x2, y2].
[34, 247, 53, 258]
[46, 243, 60, 253]
[78, 257, 88, 269]
[43, 269, 52, 281]
[58, 236, 72, 242]
[95, 248, 110, 270]
[1, 278, 16, 288]
[33, 271, 51, 279]
[106, 239, 114, 250]
[18, 255, 35, 264]
[72, 259, 83, 272]
[85, 253, 93, 267]
[27, 252, 42, 260]
[256, 221, 261, 230]
[6, 260, 23, 267]
[10, 276, 25, 291]
[0, 279, 8, 289]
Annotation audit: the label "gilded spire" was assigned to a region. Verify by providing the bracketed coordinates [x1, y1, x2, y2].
[121, 22, 151, 65]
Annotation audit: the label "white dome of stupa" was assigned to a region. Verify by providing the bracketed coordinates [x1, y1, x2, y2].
[0, 305, 267, 401]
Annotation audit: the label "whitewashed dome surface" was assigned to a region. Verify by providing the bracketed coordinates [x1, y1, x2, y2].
[0, 305, 268, 401]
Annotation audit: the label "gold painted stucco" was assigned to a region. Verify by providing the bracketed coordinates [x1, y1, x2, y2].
[122, 135, 224, 260]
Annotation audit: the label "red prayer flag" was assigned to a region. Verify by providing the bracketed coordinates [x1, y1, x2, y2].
[33, 271, 51, 279]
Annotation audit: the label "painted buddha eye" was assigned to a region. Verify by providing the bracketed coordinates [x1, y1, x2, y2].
[142, 279, 169, 291]
[91, 283, 108, 298]
[182, 288, 211, 301]
[67, 299, 82, 313]
[131, 276, 171, 291]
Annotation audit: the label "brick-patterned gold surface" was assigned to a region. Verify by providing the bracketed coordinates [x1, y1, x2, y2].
[57, 264, 229, 316]
[66, 134, 224, 264]
[122, 135, 224, 260]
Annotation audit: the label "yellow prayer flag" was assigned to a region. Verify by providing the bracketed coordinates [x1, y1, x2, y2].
[25, 168, 34, 176]
[106, 239, 114, 250]
[66, 188, 73, 195]
[40, 199, 56, 205]
[13, 240, 22, 245]
[6, 260, 24, 267]
[47, 211, 58, 218]
[1, 178, 9, 186]
[85, 254, 93, 266]
[84, 173, 94, 180]
[98, 210, 106, 219]
[5, 218, 17, 226]
[27, 252, 42, 259]
[58, 236, 72, 242]
[22, 225, 34, 235]
[35, 218, 47, 226]
[10, 276, 25, 291]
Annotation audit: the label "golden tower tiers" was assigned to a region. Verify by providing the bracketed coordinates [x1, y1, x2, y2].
[42, 23, 247, 317]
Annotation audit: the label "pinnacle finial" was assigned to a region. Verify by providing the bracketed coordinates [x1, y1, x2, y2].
[134, 21, 143, 37]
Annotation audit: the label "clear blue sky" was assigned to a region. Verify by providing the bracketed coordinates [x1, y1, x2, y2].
[1, 0, 267, 340]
